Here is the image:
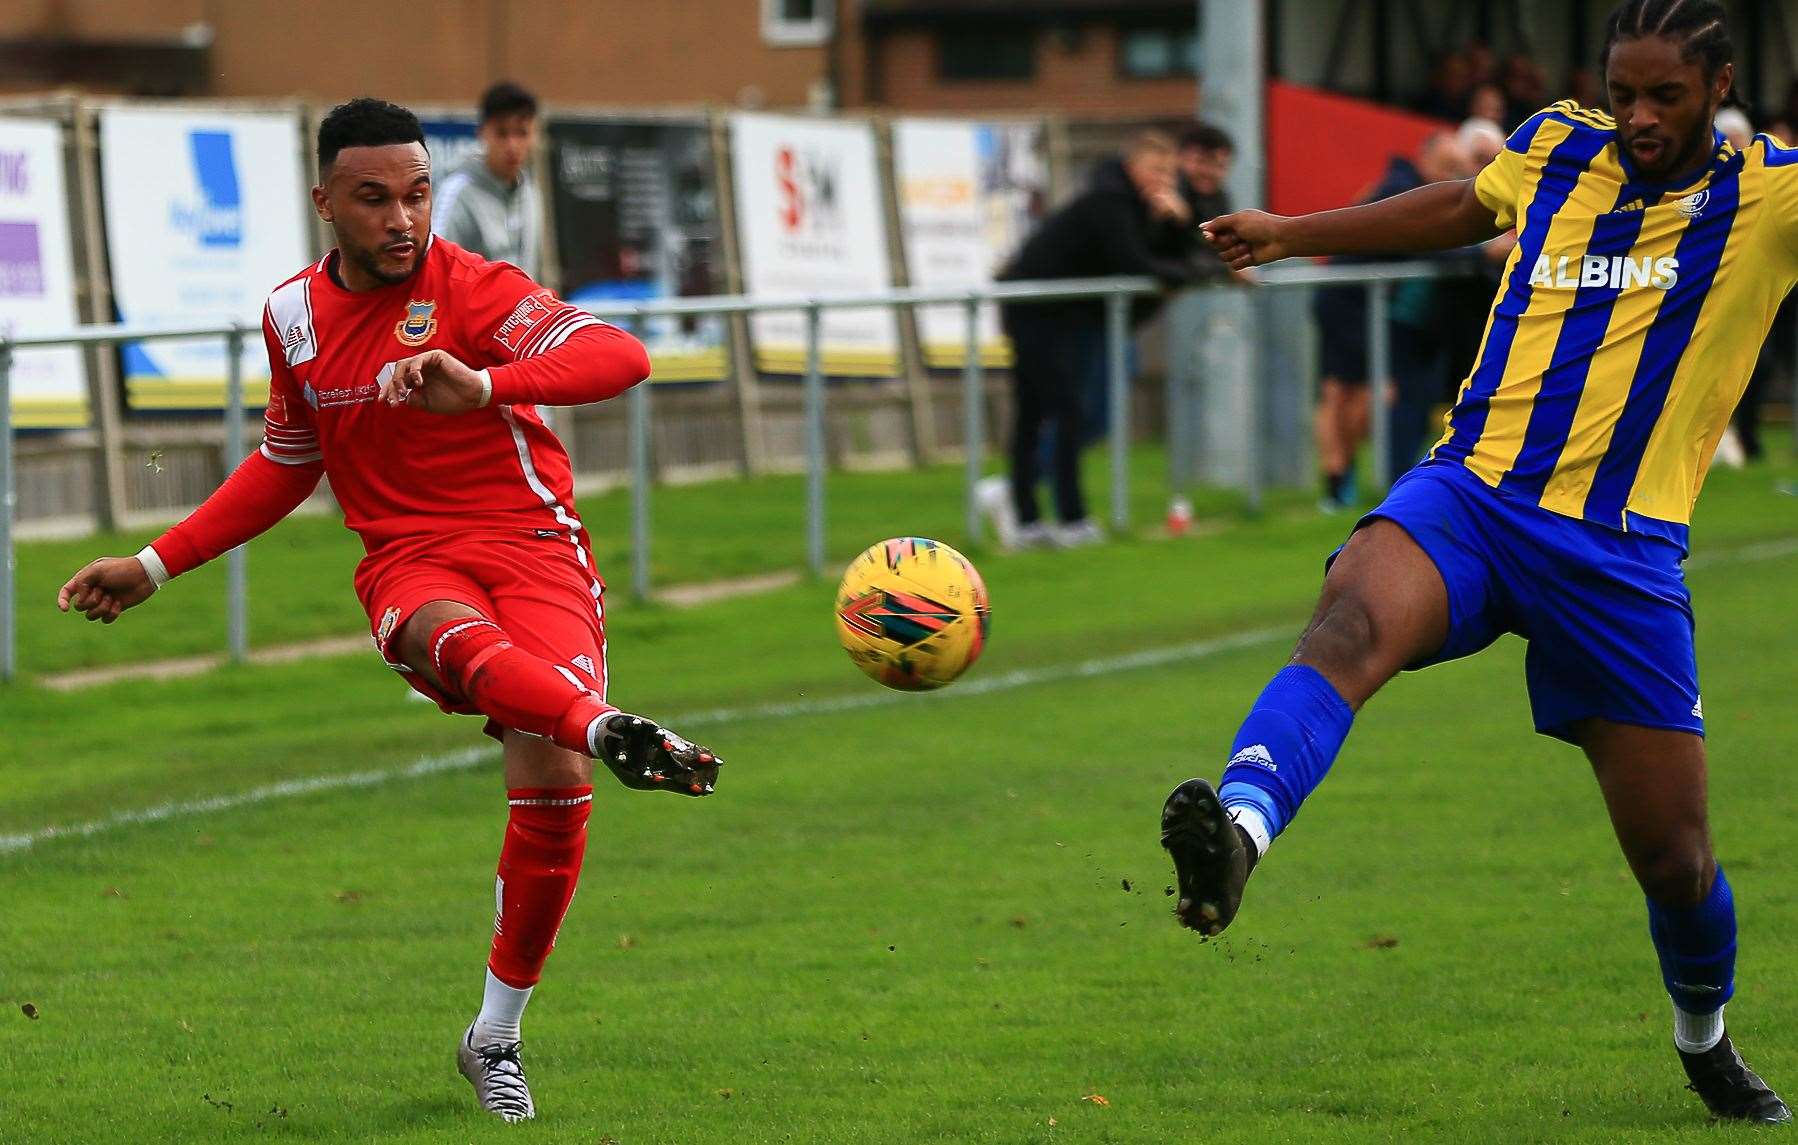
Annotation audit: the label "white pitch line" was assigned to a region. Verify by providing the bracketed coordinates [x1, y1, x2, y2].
[1684, 535, 1798, 569]
[0, 747, 493, 855]
[0, 626, 1291, 856]
[672, 625, 1290, 729]
[7, 531, 1793, 858]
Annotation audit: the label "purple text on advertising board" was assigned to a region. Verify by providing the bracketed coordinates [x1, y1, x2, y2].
[0, 151, 28, 196]
[0, 221, 46, 297]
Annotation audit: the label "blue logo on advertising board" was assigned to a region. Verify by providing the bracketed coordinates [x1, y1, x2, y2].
[170, 130, 243, 247]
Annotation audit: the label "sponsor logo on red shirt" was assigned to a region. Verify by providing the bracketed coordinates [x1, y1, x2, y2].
[493, 291, 556, 355]
[312, 380, 380, 408]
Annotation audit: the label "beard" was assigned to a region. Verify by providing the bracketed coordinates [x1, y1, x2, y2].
[1635, 118, 1717, 180]
[346, 240, 422, 286]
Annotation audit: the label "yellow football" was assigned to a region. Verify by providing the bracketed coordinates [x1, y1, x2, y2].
[835, 537, 991, 691]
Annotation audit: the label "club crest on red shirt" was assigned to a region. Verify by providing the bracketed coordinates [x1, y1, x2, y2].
[395, 300, 438, 346]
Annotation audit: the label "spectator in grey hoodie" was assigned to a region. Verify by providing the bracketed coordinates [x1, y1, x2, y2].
[433, 82, 542, 277]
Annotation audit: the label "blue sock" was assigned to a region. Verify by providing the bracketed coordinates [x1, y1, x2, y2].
[1648, 865, 1736, 1019]
[1217, 664, 1355, 847]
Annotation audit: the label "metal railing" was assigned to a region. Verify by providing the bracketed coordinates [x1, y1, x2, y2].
[1, 264, 1458, 683]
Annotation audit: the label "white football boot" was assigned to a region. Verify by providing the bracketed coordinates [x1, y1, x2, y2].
[458, 1023, 536, 1123]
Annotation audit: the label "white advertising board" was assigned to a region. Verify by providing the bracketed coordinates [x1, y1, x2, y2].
[729, 113, 897, 375]
[893, 119, 1048, 369]
[0, 119, 87, 427]
[99, 106, 311, 409]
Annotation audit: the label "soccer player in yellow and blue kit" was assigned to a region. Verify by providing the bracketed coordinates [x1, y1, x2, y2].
[1166, 0, 1791, 1123]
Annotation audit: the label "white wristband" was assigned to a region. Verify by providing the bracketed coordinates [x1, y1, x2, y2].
[476, 369, 493, 409]
[135, 544, 170, 589]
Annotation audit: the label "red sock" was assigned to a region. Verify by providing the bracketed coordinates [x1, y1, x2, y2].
[428, 617, 613, 753]
[489, 786, 593, 988]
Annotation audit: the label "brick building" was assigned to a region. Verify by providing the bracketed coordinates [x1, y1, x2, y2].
[0, 0, 1200, 120]
[851, 0, 1198, 115]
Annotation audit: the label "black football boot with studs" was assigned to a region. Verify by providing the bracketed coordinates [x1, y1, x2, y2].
[1160, 778, 1258, 937]
[593, 712, 721, 796]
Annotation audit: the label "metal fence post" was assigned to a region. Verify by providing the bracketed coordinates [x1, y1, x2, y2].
[223, 325, 248, 665]
[1367, 280, 1393, 496]
[962, 294, 984, 544]
[804, 303, 826, 577]
[1242, 289, 1264, 515]
[630, 381, 651, 601]
[1106, 289, 1129, 533]
[1166, 296, 1190, 500]
[0, 342, 14, 684]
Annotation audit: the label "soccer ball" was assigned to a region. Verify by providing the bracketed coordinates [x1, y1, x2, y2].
[835, 537, 991, 691]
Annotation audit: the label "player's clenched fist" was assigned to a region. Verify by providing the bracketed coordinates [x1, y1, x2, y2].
[1201, 210, 1293, 270]
[57, 556, 157, 623]
[380, 349, 491, 414]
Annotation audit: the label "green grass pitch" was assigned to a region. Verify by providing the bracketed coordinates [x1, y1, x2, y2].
[2, 447, 1795, 1142]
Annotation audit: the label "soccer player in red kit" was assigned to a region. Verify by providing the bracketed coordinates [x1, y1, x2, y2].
[55, 98, 720, 1123]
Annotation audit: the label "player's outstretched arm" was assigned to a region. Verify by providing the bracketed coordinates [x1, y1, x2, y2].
[1202, 178, 1503, 270]
[57, 449, 324, 625]
[57, 556, 157, 623]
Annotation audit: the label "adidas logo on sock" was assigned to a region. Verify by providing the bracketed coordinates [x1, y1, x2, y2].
[1228, 744, 1277, 773]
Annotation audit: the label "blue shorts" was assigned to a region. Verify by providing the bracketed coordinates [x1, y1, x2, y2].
[1334, 461, 1702, 744]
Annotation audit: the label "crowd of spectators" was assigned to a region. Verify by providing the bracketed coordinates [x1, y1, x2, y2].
[1414, 38, 1798, 145]
[1413, 41, 1556, 132]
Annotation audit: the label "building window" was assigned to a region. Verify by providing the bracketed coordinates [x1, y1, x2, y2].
[1119, 26, 1198, 79]
[937, 27, 1036, 82]
[762, 0, 833, 47]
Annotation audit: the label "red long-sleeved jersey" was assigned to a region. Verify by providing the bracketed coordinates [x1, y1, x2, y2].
[149, 239, 649, 578]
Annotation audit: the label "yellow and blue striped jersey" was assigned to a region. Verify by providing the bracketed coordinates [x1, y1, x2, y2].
[1431, 100, 1798, 549]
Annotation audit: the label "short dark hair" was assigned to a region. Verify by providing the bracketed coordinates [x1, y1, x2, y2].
[1178, 122, 1235, 154]
[479, 81, 538, 124]
[1600, 0, 1732, 82]
[316, 97, 424, 171]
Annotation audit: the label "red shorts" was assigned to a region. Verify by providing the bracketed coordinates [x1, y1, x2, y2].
[355, 529, 608, 739]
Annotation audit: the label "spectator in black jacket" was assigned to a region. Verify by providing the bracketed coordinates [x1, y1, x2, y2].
[1045, 124, 1231, 479]
[987, 131, 1196, 549]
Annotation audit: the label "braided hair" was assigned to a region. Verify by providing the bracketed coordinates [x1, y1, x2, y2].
[1600, 0, 1733, 80]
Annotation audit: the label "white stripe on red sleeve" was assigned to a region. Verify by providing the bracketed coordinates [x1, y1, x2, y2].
[514, 306, 595, 360]
[512, 308, 581, 359]
[259, 443, 323, 466]
[261, 413, 321, 463]
[534, 317, 604, 355]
